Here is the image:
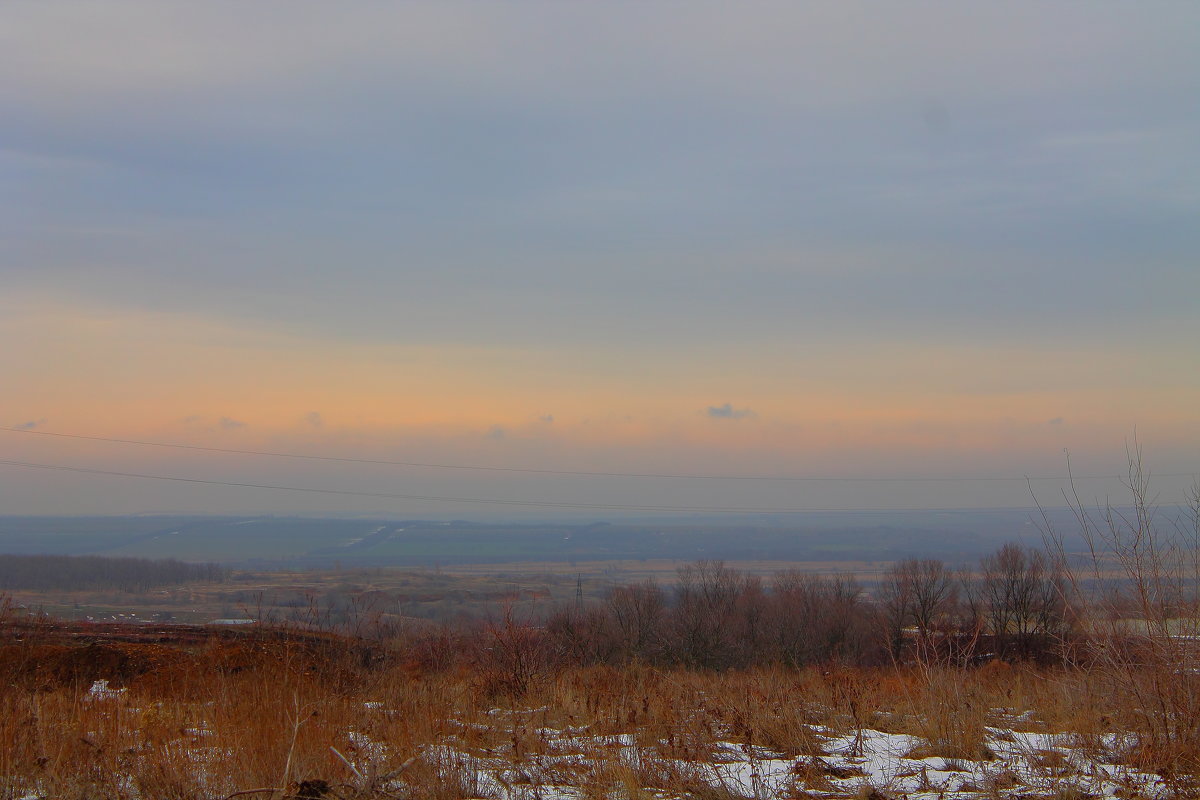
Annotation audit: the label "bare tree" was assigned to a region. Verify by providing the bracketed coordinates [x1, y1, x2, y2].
[606, 580, 666, 663]
[671, 560, 747, 669]
[909, 559, 958, 634]
[877, 561, 914, 660]
[770, 571, 871, 666]
[546, 605, 618, 666]
[877, 558, 956, 660]
[978, 542, 1065, 659]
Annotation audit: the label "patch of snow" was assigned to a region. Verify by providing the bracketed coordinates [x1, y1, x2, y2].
[86, 679, 125, 700]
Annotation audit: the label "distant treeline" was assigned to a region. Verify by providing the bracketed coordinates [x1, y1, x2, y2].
[0, 554, 228, 593]
[478, 543, 1074, 678]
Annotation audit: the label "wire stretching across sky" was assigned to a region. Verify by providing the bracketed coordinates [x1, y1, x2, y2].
[4, 427, 1191, 484]
[1, 457, 1155, 514]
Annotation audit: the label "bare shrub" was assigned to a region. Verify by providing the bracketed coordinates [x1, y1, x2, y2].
[877, 558, 958, 662]
[606, 580, 667, 664]
[669, 560, 752, 670]
[769, 571, 878, 667]
[970, 542, 1068, 661]
[1041, 446, 1200, 781]
[472, 609, 550, 701]
[545, 604, 619, 667]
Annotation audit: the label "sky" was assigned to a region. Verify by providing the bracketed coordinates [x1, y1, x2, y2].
[2, 2, 1198, 516]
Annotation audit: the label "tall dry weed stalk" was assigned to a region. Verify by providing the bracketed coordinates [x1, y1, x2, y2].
[1040, 445, 1200, 784]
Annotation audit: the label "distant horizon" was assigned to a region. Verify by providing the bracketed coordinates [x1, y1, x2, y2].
[2, 422, 1196, 518]
[0, 499, 1191, 525]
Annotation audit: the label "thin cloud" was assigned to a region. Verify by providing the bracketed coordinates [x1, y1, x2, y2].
[304, 411, 323, 428]
[219, 417, 246, 431]
[538, 413, 554, 424]
[707, 403, 756, 421]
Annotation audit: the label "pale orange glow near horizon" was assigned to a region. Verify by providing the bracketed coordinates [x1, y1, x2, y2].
[5, 5, 1198, 515]
[6, 297, 1196, 468]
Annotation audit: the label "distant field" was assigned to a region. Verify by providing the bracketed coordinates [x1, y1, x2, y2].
[1, 558, 889, 627]
[0, 546, 936, 635]
[440, 557, 893, 583]
[0, 511, 1137, 631]
[0, 511, 1067, 568]
[2, 564, 596, 626]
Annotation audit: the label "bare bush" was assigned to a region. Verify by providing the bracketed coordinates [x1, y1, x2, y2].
[473, 609, 550, 700]
[973, 542, 1068, 661]
[878, 558, 958, 661]
[1041, 446, 1200, 781]
[606, 580, 667, 663]
[669, 560, 750, 669]
[769, 571, 877, 667]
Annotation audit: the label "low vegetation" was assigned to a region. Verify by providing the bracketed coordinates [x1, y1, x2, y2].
[1, 462, 1194, 798]
[0, 609, 1195, 800]
[0, 554, 227, 593]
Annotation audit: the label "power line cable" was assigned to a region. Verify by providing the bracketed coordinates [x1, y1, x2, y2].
[4, 427, 1191, 484]
[0, 457, 1128, 514]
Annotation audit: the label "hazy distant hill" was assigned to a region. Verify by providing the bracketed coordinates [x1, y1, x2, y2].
[0, 509, 1090, 567]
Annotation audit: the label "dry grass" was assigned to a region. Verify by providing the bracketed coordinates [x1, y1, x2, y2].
[0, 620, 1195, 800]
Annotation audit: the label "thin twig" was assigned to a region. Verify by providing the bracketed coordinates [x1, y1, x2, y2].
[329, 746, 365, 782]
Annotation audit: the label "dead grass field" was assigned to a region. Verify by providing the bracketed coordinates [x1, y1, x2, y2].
[0, 617, 1196, 800]
[0, 560, 891, 630]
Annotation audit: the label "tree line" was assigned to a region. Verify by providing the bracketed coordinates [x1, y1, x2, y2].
[0, 554, 228, 593]
[536, 542, 1070, 671]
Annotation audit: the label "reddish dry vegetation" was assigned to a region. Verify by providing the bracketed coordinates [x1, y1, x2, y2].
[0, 615, 1197, 800]
[0, 619, 377, 693]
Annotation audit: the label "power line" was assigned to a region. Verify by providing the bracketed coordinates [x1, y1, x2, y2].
[5, 426, 1191, 484]
[0, 457, 1107, 515]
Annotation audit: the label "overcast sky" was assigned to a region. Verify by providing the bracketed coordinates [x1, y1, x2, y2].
[3, 3, 1197, 516]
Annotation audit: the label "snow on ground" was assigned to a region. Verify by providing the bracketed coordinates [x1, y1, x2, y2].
[85, 679, 126, 700]
[11, 690, 1182, 799]
[348, 701, 1174, 799]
